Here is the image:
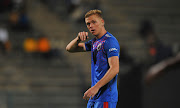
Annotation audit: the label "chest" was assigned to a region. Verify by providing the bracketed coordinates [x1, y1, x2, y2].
[92, 40, 105, 52]
[91, 40, 107, 61]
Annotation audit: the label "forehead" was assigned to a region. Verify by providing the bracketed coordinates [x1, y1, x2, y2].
[85, 15, 101, 23]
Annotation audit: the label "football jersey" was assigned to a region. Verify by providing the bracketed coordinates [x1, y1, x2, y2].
[85, 31, 120, 102]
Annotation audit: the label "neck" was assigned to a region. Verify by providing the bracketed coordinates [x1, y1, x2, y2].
[96, 28, 107, 39]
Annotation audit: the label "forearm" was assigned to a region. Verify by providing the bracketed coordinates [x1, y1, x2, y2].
[66, 36, 85, 52]
[94, 66, 119, 89]
[94, 56, 119, 89]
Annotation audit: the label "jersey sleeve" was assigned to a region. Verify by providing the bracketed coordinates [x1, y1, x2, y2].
[104, 38, 120, 58]
[85, 39, 92, 51]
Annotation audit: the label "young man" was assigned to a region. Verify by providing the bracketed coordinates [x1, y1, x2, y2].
[66, 9, 120, 108]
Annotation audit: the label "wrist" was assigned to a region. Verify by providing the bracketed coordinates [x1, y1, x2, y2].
[94, 83, 101, 89]
[76, 36, 81, 43]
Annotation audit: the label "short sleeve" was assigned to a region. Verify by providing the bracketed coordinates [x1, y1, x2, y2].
[85, 39, 92, 51]
[104, 37, 120, 58]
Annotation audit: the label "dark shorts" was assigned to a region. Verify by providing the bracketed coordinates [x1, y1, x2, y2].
[87, 101, 117, 108]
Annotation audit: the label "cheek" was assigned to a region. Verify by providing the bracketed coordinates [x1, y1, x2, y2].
[87, 26, 90, 29]
[97, 24, 102, 30]
[95, 23, 100, 28]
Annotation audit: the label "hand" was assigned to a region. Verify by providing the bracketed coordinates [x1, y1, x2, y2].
[83, 86, 100, 100]
[78, 31, 89, 41]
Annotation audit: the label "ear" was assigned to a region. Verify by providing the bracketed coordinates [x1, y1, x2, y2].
[101, 19, 105, 26]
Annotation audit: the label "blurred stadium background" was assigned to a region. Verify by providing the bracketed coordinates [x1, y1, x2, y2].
[0, 0, 180, 108]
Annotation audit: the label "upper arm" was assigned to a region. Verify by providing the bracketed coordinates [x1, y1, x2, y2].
[104, 37, 120, 73]
[104, 38, 120, 58]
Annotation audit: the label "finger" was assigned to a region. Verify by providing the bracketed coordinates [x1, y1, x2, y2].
[83, 31, 86, 41]
[83, 95, 86, 99]
[85, 93, 91, 100]
[85, 32, 89, 39]
[91, 94, 95, 99]
[78, 32, 81, 40]
[78, 32, 80, 40]
[83, 95, 87, 100]
[83, 95, 89, 100]
[87, 93, 92, 100]
[83, 31, 86, 40]
[80, 32, 83, 41]
[80, 32, 84, 41]
[81, 32, 83, 41]
[83, 31, 87, 41]
[85, 32, 88, 37]
[83, 92, 88, 100]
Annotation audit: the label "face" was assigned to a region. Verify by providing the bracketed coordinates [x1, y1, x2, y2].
[85, 14, 105, 37]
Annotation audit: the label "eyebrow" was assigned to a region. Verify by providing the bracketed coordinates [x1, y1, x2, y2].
[86, 20, 96, 24]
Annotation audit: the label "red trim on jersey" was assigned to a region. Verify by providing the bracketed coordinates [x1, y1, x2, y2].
[103, 102, 108, 108]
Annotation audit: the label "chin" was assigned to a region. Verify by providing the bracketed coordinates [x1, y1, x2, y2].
[91, 33, 95, 35]
[92, 32, 97, 36]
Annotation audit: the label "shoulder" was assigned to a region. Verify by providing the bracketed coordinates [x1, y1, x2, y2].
[104, 32, 119, 45]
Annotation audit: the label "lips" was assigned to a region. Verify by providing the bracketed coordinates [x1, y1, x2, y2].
[91, 29, 95, 33]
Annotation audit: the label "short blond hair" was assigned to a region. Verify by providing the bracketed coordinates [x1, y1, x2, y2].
[85, 9, 103, 19]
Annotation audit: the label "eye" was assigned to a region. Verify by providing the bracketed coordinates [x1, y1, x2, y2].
[86, 23, 90, 26]
[92, 20, 96, 24]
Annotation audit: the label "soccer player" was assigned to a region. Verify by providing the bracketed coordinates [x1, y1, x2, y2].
[66, 9, 120, 108]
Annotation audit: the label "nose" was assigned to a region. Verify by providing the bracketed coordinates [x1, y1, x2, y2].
[89, 23, 93, 28]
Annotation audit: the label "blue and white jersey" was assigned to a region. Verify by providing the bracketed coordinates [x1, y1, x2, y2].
[85, 31, 120, 102]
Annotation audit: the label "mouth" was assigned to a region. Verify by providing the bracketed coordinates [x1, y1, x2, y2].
[90, 29, 95, 33]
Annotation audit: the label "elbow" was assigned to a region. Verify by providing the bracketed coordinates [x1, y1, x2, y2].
[116, 68, 119, 74]
[110, 66, 119, 75]
[114, 66, 119, 75]
[66, 46, 71, 52]
[66, 46, 74, 53]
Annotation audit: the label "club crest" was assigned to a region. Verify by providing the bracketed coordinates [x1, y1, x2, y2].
[97, 43, 102, 51]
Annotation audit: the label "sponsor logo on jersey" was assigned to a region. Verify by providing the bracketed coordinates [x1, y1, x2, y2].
[105, 34, 111, 37]
[109, 48, 118, 52]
